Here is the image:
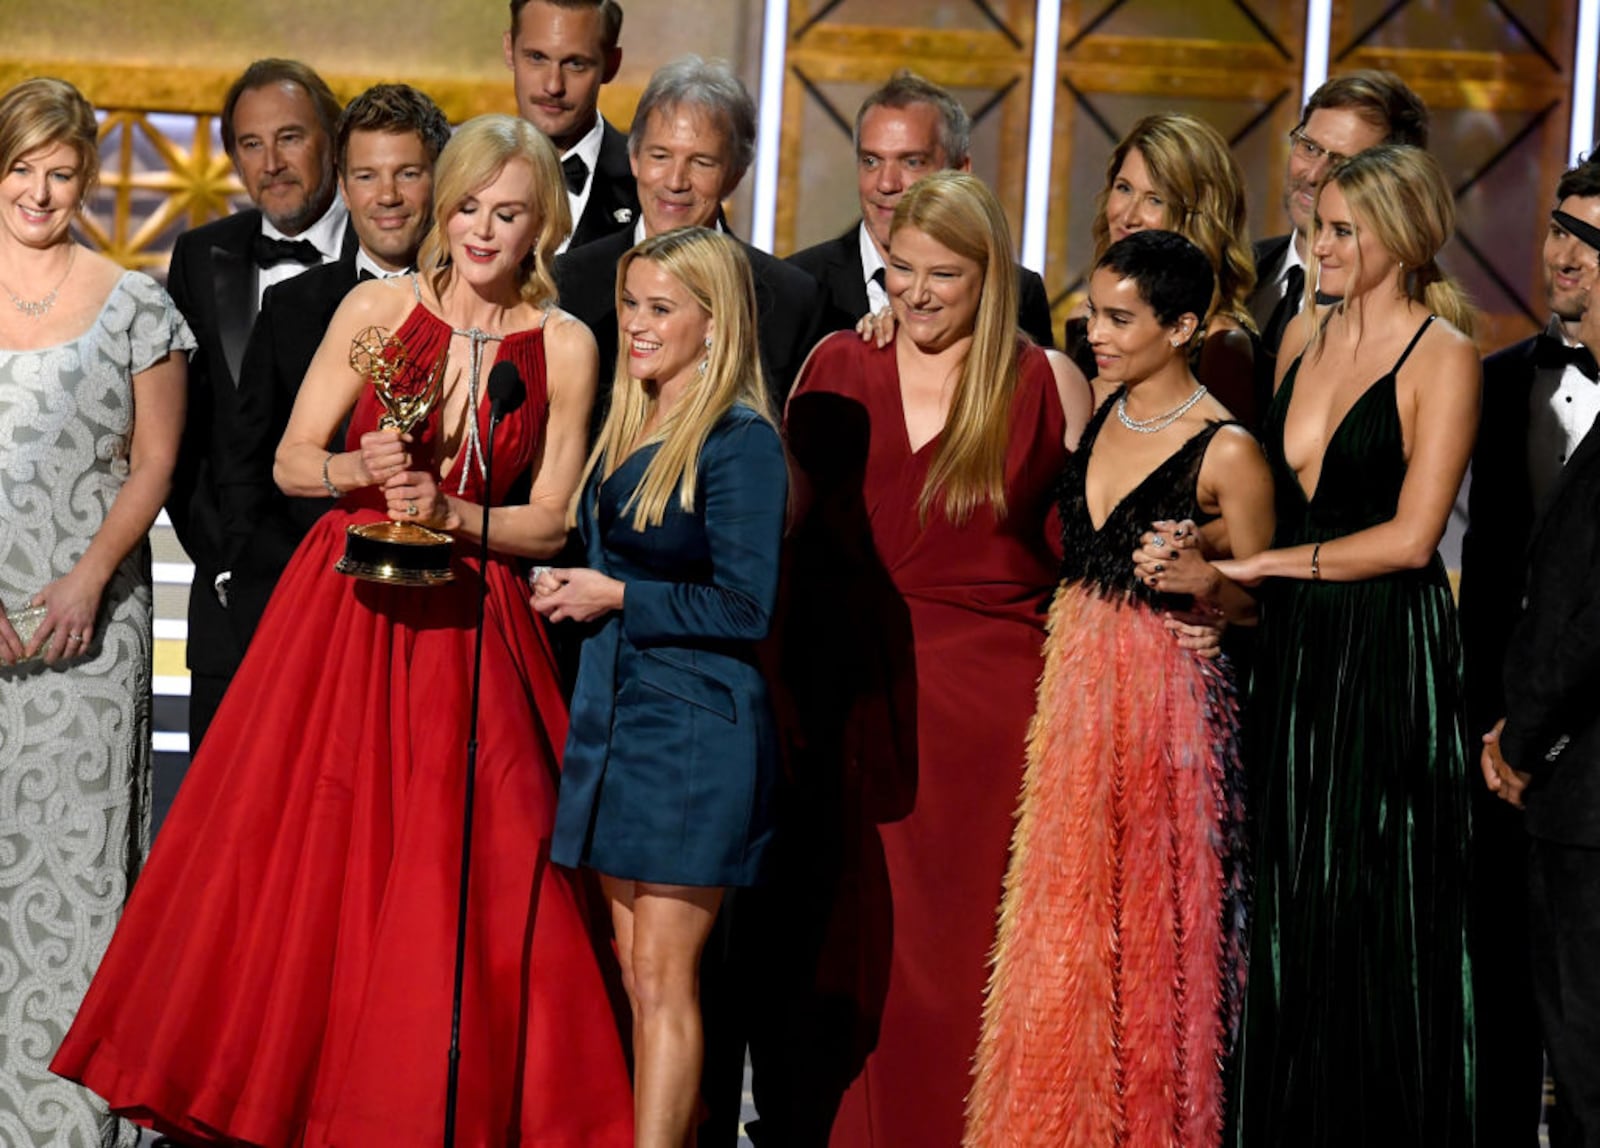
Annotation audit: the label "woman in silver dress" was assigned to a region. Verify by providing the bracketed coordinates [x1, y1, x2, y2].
[0, 77, 189, 1148]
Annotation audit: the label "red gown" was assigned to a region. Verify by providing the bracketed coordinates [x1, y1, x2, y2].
[51, 305, 633, 1148]
[785, 334, 1067, 1147]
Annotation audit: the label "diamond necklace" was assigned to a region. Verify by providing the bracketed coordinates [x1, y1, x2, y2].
[1115, 384, 1208, 434]
[1, 244, 77, 319]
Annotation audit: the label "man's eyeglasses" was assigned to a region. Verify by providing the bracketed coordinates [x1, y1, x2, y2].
[1289, 128, 1348, 168]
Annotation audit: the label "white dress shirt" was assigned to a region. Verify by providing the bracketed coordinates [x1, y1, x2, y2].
[257, 197, 347, 305]
[354, 248, 409, 281]
[631, 215, 724, 245]
[859, 222, 889, 314]
[556, 117, 606, 255]
[1275, 232, 1307, 300]
[1528, 318, 1600, 514]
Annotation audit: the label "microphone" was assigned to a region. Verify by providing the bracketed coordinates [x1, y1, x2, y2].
[487, 361, 525, 425]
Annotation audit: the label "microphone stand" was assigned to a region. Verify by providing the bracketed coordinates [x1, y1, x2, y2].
[443, 367, 520, 1148]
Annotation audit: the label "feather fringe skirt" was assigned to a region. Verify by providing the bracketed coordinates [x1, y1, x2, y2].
[966, 582, 1248, 1148]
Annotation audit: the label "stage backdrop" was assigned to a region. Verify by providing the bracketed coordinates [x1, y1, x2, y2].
[0, 0, 1583, 774]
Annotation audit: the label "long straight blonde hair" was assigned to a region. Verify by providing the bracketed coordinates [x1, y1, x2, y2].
[890, 171, 1021, 525]
[579, 226, 775, 530]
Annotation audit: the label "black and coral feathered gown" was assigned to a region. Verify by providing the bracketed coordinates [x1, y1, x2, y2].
[51, 305, 633, 1147]
[966, 396, 1249, 1147]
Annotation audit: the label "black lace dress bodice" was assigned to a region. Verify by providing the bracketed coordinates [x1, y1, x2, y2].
[1058, 391, 1232, 604]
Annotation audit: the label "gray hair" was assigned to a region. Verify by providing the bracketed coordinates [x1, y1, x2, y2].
[628, 55, 756, 181]
[854, 70, 971, 169]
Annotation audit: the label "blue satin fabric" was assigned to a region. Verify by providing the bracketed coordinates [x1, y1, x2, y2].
[552, 406, 787, 887]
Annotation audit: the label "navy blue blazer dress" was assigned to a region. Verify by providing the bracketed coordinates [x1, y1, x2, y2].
[552, 405, 788, 887]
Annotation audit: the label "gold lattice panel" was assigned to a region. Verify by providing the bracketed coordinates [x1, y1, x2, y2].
[1050, 1, 1309, 324]
[778, 0, 1041, 257]
[78, 112, 243, 277]
[1331, 0, 1581, 350]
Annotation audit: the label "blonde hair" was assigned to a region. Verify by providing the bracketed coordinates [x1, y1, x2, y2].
[890, 170, 1020, 525]
[1307, 144, 1475, 348]
[0, 77, 100, 201]
[416, 114, 569, 309]
[580, 227, 775, 530]
[1090, 114, 1256, 334]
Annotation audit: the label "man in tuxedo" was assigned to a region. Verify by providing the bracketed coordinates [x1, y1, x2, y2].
[166, 58, 353, 750]
[1249, 70, 1428, 410]
[213, 84, 451, 654]
[505, 0, 637, 251]
[787, 70, 1055, 348]
[1462, 159, 1600, 1148]
[555, 54, 826, 440]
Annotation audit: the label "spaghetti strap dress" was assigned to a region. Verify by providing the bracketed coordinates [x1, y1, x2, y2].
[1230, 316, 1475, 1145]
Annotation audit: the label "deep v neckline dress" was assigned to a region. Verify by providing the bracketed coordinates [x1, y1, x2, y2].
[1232, 318, 1475, 1145]
[967, 395, 1249, 1147]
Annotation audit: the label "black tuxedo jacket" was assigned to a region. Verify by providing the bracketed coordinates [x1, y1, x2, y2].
[214, 258, 359, 647]
[568, 120, 639, 251]
[1500, 364, 1600, 846]
[786, 223, 1057, 349]
[165, 209, 355, 677]
[556, 227, 828, 442]
[1458, 336, 1539, 739]
[1248, 233, 1298, 426]
[1248, 234, 1294, 336]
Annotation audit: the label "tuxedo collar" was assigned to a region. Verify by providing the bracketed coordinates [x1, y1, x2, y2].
[262, 197, 348, 263]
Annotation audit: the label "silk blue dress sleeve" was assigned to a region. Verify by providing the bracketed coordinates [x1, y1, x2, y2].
[552, 405, 788, 886]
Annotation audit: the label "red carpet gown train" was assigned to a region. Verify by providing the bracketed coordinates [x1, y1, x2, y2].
[51, 304, 633, 1148]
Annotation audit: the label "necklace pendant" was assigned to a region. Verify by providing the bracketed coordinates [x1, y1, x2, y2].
[10, 289, 57, 319]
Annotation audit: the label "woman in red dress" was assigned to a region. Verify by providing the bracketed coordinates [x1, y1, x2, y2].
[781, 171, 1094, 1147]
[50, 115, 633, 1147]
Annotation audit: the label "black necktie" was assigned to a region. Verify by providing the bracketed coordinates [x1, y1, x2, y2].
[562, 153, 589, 196]
[1261, 265, 1305, 356]
[1534, 332, 1599, 382]
[252, 234, 322, 269]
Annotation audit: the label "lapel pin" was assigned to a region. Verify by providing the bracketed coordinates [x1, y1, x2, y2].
[614, 208, 633, 224]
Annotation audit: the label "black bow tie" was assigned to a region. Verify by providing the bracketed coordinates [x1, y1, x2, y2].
[1535, 332, 1600, 382]
[252, 234, 322, 269]
[562, 153, 589, 196]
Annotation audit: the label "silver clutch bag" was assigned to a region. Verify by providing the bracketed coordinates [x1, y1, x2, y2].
[6, 603, 49, 664]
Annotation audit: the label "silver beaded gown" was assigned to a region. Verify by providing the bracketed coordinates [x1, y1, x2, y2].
[0, 270, 193, 1148]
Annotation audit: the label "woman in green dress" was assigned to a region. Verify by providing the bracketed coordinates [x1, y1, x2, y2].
[1215, 145, 1478, 1144]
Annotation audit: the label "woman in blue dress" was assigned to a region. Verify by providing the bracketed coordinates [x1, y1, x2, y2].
[532, 225, 788, 1148]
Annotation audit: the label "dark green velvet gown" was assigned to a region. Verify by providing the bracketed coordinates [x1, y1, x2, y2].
[1233, 318, 1475, 1145]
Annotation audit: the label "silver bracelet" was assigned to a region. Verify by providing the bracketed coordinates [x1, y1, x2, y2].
[321, 452, 342, 499]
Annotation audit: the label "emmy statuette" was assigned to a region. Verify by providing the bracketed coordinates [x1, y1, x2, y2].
[335, 325, 456, 585]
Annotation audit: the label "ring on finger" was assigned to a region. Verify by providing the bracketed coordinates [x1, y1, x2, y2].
[406, 500, 418, 517]
[1150, 535, 1165, 549]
